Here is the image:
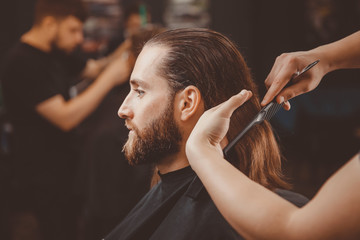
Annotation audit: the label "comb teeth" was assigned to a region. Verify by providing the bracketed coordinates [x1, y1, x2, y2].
[263, 102, 284, 121]
[223, 101, 284, 158]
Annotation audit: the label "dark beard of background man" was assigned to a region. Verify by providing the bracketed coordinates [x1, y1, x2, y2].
[123, 96, 183, 166]
[51, 33, 79, 55]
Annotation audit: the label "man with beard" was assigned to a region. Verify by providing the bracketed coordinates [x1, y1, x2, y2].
[104, 28, 308, 240]
[1, 0, 130, 239]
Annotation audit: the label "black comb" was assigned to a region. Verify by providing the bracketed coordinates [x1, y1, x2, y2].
[223, 101, 284, 158]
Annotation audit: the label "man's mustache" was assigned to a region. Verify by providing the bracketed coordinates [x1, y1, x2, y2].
[125, 121, 140, 136]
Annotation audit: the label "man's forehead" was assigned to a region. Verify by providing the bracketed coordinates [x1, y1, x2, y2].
[58, 15, 83, 26]
[130, 45, 168, 86]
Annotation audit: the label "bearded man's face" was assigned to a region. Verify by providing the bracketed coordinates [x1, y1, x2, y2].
[123, 99, 182, 165]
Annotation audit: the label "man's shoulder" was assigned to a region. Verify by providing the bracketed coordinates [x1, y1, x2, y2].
[4, 42, 49, 68]
[275, 188, 309, 207]
[6, 42, 32, 59]
[2, 42, 52, 83]
[105, 176, 242, 240]
[149, 183, 242, 239]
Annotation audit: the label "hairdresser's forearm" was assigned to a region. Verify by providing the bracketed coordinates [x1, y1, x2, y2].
[190, 146, 300, 240]
[311, 31, 360, 74]
[192, 146, 360, 239]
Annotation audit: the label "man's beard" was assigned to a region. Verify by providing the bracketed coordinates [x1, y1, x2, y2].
[51, 40, 70, 55]
[50, 35, 77, 55]
[123, 101, 182, 166]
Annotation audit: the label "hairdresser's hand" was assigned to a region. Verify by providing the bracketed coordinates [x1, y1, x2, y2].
[186, 90, 253, 167]
[262, 51, 326, 110]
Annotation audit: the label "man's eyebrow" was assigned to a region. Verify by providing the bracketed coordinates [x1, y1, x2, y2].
[130, 79, 150, 89]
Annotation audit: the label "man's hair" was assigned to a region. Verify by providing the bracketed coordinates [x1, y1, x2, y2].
[34, 0, 88, 25]
[146, 28, 289, 190]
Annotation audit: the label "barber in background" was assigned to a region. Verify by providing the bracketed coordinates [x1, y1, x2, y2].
[0, 0, 131, 239]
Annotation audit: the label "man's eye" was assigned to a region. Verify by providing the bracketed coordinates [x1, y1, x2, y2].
[134, 89, 145, 97]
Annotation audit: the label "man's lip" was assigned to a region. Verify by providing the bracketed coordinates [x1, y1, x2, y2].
[125, 122, 134, 131]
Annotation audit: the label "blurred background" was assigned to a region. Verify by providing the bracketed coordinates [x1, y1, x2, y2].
[0, 0, 359, 239]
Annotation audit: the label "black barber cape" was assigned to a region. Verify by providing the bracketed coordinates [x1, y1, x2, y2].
[104, 166, 308, 240]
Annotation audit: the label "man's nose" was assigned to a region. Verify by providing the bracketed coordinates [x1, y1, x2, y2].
[118, 101, 133, 119]
[77, 32, 84, 44]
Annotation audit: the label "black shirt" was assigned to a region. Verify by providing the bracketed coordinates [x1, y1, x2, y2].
[104, 166, 309, 240]
[1, 42, 83, 188]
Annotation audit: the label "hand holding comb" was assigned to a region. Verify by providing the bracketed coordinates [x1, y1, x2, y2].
[223, 60, 319, 159]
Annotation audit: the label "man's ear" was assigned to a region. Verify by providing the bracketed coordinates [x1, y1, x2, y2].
[42, 16, 58, 36]
[176, 85, 203, 122]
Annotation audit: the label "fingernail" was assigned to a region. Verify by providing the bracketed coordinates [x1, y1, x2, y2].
[240, 90, 247, 95]
[279, 96, 285, 103]
[285, 101, 291, 110]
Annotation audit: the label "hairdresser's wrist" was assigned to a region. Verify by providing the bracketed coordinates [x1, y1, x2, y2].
[186, 139, 222, 170]
[310, 45, 337, 76]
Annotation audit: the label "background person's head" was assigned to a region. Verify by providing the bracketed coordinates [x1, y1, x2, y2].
[33, 0, 88, 53]
[123, 2, 151, 39]
[127, 25, 166, 69]
[120, 28, 288, 190]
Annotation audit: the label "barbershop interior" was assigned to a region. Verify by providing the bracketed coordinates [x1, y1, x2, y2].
[0, 0, 359, 240]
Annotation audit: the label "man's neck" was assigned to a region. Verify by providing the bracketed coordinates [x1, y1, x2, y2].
[21, 27, 52, 53]
[156, 150, 190, 175]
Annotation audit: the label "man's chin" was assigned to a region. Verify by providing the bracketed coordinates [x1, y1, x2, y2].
[123, 143, 156, 166]
[123, 139, 140, 166]
[62, 47, 76, 54]
[52, 44, 77, 55]
[125, 155, 147, 166]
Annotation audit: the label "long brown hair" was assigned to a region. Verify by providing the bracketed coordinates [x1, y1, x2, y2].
[146, 28, 289, 190]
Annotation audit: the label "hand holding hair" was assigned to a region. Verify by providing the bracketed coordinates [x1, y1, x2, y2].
[186, 89, 253, 168]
